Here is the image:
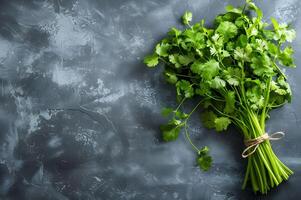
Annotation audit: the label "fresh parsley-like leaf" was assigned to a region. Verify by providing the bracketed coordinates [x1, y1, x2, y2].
[144, 54, 159, 67]
[214, 117, 231, 132]
[178, 54, 195, 65]
[169, 54, 182, 68]
[210, 76, 226, 89]
[155, 43, 171, 57]
[224, 91, 235, 114]
[201, 111, 217, 129]
[197, 146, 212, 171]
[160, 123, 182, 142]
[161, 107, 174, 117]
[176, 80, 194, 98]
[182, 11, 192, 25]
[279, 46, 295, 67]
[225, 5, 242, 14]
[164, 69, 178, 84]
[216, 21, 238, 41]
[191, 60, 220, 80]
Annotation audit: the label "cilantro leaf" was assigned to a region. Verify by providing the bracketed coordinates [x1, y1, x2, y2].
[201, 60, 220, 80]
[201, 111, 217, 129]
[160, 124, 181, 142]
[267, 42, 279, 56]
[175, 110, 189, 119]
[168, 27, 182, 37]
[237, 34, 248, 48]
[169, 54, 182, 68]
[246, 86, 265, 110]
[248, 2, 263, 19]
[250, 54, 275, 77]
[214, 117, 231, 132]
[164, 69, 178, 84]
[224, 67, 241, 86]
[225, 5, 242, 14]
[161, 107, 174, 117]
[224, 91, 235, 113]
[279, 46, 295, 67]
[155, 43, 171, 57]
[191, 60, 220, 80]
[176, 80, 194, 98]
[271, 17, 279, 30]
[210, 76, 226, 89]
[216, 21, 238, 41]
[284, 29, 296, 42]
[234, 47, 250, 62]
[195, 82, 211, 96]
[144, 54, 159, 67]
[197, 153, 212, 171]
[182, 11, 192, 25]
[178, 54, 195, 65]
[160, 120, 183, 142]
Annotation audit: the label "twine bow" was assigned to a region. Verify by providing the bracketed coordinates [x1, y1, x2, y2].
[241, 132, 285, 158]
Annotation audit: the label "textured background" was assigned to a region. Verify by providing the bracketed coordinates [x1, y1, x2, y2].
[0, 0, 300, 199]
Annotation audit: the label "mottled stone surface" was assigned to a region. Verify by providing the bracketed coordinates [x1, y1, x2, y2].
[0, 0, 300, 199]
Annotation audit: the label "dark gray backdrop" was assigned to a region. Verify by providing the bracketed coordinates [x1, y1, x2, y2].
[0, 0, 300, 199]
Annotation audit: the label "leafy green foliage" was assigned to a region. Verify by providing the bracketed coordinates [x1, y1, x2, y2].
[164, 69, 178, 84]
[156, 43, 171, 57]
[224, 91, 236, 113]
[144, 54, 158, 67]
[159, 108, 188, 142]
[216, 21, 238, 41]
[176, 80, 194, 98]
[214, 117, 232, 131]
[202, 111, 232, 131]
[197, 146, 212, 171]
[160, 122, 182, 142]
[145, 0, 296, 193]
[182, 11, 192, 25]
[279, 46, 295, 67]
[191, 60, 220, 80]
[201, 111, 217, 129]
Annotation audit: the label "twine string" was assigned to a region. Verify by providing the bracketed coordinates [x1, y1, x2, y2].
[241, 132, 285, 158]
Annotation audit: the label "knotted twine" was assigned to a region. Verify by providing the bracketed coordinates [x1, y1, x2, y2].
[241, 132, 285, 158]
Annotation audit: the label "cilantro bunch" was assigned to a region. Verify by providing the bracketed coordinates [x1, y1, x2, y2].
[144, 0, 296, 194]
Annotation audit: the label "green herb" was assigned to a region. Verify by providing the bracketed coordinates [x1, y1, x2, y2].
[182, 11, 193, 25]
[144, 0, 296, 194]
[197, 146, 212, 171]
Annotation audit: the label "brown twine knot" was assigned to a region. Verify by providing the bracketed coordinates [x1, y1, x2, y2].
[241, 132, 285, 158]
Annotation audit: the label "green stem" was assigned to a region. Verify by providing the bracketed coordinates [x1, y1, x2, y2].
[250, 164, 259, 192]
[242, 3, 247, 14]
[175, 74, 198, 79]
[260, 77, 272, 129]
[255, 153, 268, 193]
[253, 155, 264, 193]
[184, 124, 199, 153]
[257, 147, 279, 185]
[205, 93, 225, 102]
[182, 99, 205, 153]
[187, 99, 204, 118]
[242, 159, 251, 189]
[175, 97, 186, 112]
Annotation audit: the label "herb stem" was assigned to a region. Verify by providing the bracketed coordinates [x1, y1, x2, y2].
[175, 97, 186, 112]
[184, 124, 200, 153]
